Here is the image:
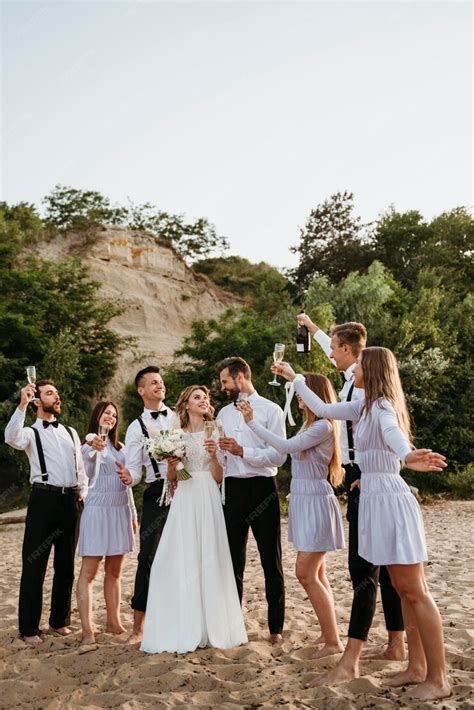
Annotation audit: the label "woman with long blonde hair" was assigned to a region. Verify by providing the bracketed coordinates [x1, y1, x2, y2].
[141, 385, 247, 654]
[238, 373, 345, 660]
[272, 348, 450, 702]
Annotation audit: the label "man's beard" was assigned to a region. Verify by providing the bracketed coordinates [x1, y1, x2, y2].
[42, 403, 61, 415]
[225, 387, 240, 402]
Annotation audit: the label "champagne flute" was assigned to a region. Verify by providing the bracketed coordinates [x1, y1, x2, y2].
[98, 424, 110, 443]
[26, 366, 39, 403]
[204, 420, 214, 439]
[91, 424, 109, 489]
[235, 392, 248, 432]
[216, 422, 225, 440]
[269, 343, 285, 386]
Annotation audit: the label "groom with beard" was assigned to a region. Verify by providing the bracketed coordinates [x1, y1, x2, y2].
[216, 356, 287, 643]
[4, 379, 87, 646]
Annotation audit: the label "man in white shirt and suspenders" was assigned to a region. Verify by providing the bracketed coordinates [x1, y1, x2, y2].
[118, 366, 173, 645]
[298, 316, 406, 685]
[4, 379, 87, 646]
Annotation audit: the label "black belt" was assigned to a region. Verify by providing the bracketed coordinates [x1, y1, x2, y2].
[33, 482, 79, 494]
[146, 479, 164, 488]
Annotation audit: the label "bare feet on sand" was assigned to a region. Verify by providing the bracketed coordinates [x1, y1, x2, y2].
[313, 635, 325, 646]
[49, 626, 73, 636]
[80, 633, 96, 645]
[305, 664, 359, 688]
[363, 642, 406, 661]
[403, 680, 452, 701]
[311, 642, 344, 659]
[384, 667, 426, 687]
[126, 631, 143, 645]
[22, 635, 43, 646]
[106, 624, 127, 634]
[270, 633, 283, 644]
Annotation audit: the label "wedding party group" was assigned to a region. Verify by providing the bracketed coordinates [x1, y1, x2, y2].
[4, 314, 452, 701]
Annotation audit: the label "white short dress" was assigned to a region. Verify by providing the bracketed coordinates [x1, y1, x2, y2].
[79, 442, 137, 557]
[247, 419, 345, 553]
[293, 379, 428, 566]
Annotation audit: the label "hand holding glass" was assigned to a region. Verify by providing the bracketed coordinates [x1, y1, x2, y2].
[269, 344, 285, 386]
[26, 366, 39, 402]
[98, 424, 110, 442]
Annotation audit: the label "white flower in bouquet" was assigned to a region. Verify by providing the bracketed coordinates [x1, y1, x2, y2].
[143, 429, 191, 480]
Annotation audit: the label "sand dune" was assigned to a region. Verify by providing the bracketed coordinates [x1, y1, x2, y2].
[0, 501, 473, 708]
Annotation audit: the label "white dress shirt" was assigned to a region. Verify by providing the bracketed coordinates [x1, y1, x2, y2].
[313, 330, 365, 465]
[216, 392, 287, 478]
[4, 407, 88, 496]
[125, 406, 173, 485]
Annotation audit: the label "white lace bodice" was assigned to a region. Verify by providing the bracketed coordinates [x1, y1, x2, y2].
[183, 431, 224, 473]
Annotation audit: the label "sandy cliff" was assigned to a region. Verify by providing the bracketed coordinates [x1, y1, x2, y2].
[34, 226, 237, 399]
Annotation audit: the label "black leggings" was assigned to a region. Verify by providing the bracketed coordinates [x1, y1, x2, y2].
[345, 463, 404, 641]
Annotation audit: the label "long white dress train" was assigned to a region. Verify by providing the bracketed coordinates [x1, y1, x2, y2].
[140, 431, 248, 654]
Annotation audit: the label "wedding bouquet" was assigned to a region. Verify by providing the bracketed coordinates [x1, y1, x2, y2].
[143, 429, 191, 481]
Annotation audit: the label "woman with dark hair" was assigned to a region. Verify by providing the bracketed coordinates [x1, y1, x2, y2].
[76, 401, 137, 644]
[238, 373, 345, 659]
[141, 385, 247, 654]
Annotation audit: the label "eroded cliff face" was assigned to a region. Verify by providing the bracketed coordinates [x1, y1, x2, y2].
[35, 226, 236, 400]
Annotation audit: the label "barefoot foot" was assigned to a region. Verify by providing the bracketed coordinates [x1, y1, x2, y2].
[22, 634, 43, 647]
[305, 664, 359, 688]
[126, 631, 143, 645]
[313, 635, 325, 646]
[80, 633, 96, 645]
[270, 633, 283, 645]
[363, 642, 406, 661]
[49, 626, 73, 637]
[106, 624, 127, 634]
[384, 668, 426, 687]
[311, 642, 344, 659]
[404, 680, 452, 701]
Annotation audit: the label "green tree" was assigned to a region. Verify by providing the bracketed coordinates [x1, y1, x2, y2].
[0, 202, 131, 492]
[42, 186, 229, 262]
[289, 191, 373, 291]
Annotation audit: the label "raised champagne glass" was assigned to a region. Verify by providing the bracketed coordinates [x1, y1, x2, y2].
[26, 366, 39, 403]
[269, 343, 285, 386]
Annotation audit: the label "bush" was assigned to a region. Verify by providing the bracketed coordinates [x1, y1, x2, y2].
[446, 464, 474, 499]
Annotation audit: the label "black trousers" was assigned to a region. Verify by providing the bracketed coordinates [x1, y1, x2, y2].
[345, 463, 404, 641]
[131, 480, 170, 612]
[223, 476, 285, 635]
[19, 485, 81, 637]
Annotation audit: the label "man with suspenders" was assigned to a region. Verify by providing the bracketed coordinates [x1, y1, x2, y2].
[4, 379, 87, 646]
[297, 316, 405, 685]
[118, 366, 173, 645]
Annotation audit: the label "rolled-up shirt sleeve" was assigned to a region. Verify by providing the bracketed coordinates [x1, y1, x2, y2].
[242, 406, 287, 467]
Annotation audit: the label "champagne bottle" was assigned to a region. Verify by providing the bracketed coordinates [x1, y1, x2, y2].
[296, 311, 311, 354]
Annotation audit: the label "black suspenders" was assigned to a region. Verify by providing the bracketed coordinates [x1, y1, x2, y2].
[31, 425, 78, 482]
[137, 416, 160, 478]
[345, 382, 356, 464]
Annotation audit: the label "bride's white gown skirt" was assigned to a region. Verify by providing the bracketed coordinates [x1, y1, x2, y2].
[141, 468, 248, 654]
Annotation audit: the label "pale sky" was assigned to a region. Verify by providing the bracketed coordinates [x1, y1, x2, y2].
[1, 0, 472, 268]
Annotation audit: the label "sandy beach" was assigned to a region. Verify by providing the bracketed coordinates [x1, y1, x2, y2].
[0, 500, 472, 709]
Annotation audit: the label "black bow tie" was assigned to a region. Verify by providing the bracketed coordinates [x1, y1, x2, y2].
[150, 410, 167, 420]
[43, 420, 59, 429]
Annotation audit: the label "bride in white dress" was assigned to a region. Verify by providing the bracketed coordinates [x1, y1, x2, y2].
[141, 385, 248, 654]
